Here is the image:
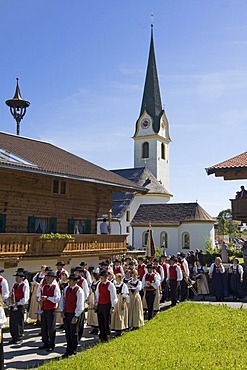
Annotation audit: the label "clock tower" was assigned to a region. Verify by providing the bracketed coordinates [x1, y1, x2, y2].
[133, 24, 171, 192]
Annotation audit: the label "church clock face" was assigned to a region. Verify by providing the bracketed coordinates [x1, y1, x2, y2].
[141, 118, 151, 129]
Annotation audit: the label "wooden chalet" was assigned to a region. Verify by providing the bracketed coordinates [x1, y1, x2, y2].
[0, 132, 145, 269]
[206, 151, 247, 222]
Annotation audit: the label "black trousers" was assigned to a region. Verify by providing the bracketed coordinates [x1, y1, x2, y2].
[0, 331, 3, 370]
[170, 280, 179, 306]
[161, 280, 169, 302]
[145, 290, 156, 320]
[78, 310, 85, 340]
[10, 305, 24, 341]
[41, 309, 56, 347]
[64, 313, 79, 355]
[97, 303, 111, 341]
[180, 279, 188, 302]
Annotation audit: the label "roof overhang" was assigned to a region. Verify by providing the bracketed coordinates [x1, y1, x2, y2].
[206, 166, 247, 180]
[0, 162, 147, 194]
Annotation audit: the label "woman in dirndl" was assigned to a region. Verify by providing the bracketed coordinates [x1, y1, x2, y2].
[229, 258, 244, 300]
[193, 260, 209, 300]
[87, 272, 100, 334]
[127, 270, 144, 329]
[111, 273, 129, 335]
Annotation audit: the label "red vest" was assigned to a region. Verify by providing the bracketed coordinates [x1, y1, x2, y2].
[77, 277, 85, 288]
[145, 273, 155, 290]
[138, 264, 146, 279]
[179, 262, 185, 272]
[0, 277, 3, 295]
[98, 281, 111, 304]
[13, 281, 25, 302]
[162, 263, 168, 278]
[169, 265, 178, 280]
[64, 286, 79, 313]
[42, 284, 56, 310]
[156, 265, 162, 275]
[113, 266, 121, 275]
[41, 278, 47, 287]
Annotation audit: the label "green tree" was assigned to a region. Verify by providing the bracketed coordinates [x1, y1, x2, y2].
[216, 209, 239, 237]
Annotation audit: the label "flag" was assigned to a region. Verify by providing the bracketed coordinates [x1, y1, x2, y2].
[146, 224, 155, 258]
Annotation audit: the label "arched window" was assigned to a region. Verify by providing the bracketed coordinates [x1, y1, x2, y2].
[160, 231, 168, 248]
[161, 143, 165, 160]
[142, 142, 149, 158]
[182, 232, 190, 249]
[142, 231, 149, 247]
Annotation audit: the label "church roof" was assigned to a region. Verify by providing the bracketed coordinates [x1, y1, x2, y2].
[110, 167, 171, 218]
[131, 202, 215, 226]
[134, 25, 164, 135]
[0, 132, 146, 192]
[206, 151, 247, 177]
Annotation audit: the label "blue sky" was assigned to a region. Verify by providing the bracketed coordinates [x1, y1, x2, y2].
[0, 1, 247, 217]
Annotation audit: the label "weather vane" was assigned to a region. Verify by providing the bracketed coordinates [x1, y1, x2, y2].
[151, 13, 154, 28]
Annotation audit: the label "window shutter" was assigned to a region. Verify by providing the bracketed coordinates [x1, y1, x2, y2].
[49, 217, 57, 233]
[0, 214, 6, 233]
[68, 219, 75, 234]
[84, 220, 91, 234]
[28, 216, 36, 233]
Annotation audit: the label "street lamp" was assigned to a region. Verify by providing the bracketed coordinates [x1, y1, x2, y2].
[5, 78, 30, 136]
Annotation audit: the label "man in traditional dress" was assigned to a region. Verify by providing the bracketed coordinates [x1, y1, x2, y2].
[38, 271, 61, 352]
[94, 270, 117, 342]
[0, 269, 9, 303]
[166, 256, 183, 306]
[9, 272, 30, 344]
[60, 274, 84, 357]
[142, 264, 160, 320]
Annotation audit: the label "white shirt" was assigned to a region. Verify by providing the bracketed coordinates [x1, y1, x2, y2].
[79, 277, 89, 300]
[60, 285, 85, 318]
[0, 307, 7, 328]
[0, 276, 9, 301]
[94, 281, 118, 308]
[166, 264, 183, 282]
[114, 282, 130, 303]
[100, 221, 110, 234]
[209, 263, 225, 275]
[128, 278, 142, 293]
[181, 259, 190, 277]
[142, 272, 160, 290]
[10, 281, 30, 306]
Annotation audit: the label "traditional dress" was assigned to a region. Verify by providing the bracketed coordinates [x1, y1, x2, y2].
[0, 306, 7, 370]
[209, 263, 225, 301]
[77, 276, 89, 340]
[111, 282, 129, 332]
[193, 265, 209, 296]
[60, 284, 84, 356]
[87, 281, 99, 329]
[127, 278, 144, 328]
[179, 259, 190, 302]
[29, 272, 45, 320]
[229, 264, 244, 299]
[142, 272, 160, 320]
[153, 266, 163, 311]
[94, 280, 117, 342]
[167, 264, 183, 306]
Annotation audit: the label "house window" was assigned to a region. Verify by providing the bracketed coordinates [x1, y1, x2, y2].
[142, 231, 149, 247]
[182, 232, 190, 249]
[126, 210, 130, 222]
[126, 226, 130, 233]
[160, 231, 168, 248]
[28, 216, 57, 234]
[161, 143, 165, 160]
[53, 180, 67, 195]
[68, 219, 91, 234]
[142, 142, 149, 159]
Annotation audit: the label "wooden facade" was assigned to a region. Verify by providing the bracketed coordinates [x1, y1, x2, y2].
[231, 198, 247, 223]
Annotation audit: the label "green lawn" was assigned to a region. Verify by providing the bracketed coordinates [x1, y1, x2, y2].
[39, 303, 247, 370]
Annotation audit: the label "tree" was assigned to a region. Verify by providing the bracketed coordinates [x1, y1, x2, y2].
[216, 209, 239, 237]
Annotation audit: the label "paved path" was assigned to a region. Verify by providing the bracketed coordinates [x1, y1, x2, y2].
[4, 297, 247, 369]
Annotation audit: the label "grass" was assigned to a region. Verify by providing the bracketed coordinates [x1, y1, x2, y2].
[39, 303, 247, 370]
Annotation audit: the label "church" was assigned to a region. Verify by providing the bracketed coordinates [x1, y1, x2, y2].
[99, 25, 215, 255]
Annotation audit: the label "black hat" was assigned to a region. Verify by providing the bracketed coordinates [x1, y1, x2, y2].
[80, 261, 87, 267]
[46, 271, 57, 278]
[45, 266, 52, 272]
[13, 272, 25, 277]
[153, 258, 159, 262]
[99, 270, 108, 277]
[0, 269, 4, 273]
[56, 262, 65, 267]
[74, 266, 83, 272]
[137, 256, 144, 261]
[114, 258, 121, 263]
[146, 264, 154, 269]
[180, 252, 186, 258]
[68, 274, 80, 280]
[170, 256, 177, 262]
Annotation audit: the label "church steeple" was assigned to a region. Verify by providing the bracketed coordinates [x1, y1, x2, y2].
[133, 24, 171, 193]
[140, 24, 163, 133]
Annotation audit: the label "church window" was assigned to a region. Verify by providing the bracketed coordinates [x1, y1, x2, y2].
[160, 231, 168, 248]
[161, 143, 165, 160]
[142, 142, 149, 159]
[126, 226, 130, 233]
[142, 231, 149, 247]
[182, 232, 190, 249]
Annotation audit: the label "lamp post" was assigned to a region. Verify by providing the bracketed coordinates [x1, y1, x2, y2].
[5, 78, 30, 136]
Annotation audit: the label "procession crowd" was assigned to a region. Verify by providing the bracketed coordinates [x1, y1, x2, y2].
[0, 250, 245, 369]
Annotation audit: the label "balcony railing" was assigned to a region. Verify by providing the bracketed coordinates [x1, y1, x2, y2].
[231, 198, 247, 222]
[0, 234, 127, 259]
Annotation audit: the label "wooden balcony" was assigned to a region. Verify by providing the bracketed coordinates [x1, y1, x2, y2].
[0, 234, 127, 260]
[231, 198, 247, 222]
